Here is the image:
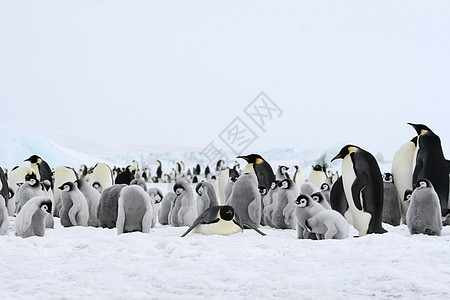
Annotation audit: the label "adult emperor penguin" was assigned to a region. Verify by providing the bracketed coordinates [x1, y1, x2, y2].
[117, 185, 153, 234]
[0, 167, 9, 211]
[308, 165, 327, 189]
[115, 165, 136, 185]
[97, 184, 127, 228]
[293, 166, 305, 191]
[226, 172, 261, 229]
[169, 180, 197, 227]
[156, 160, 162, 179]
[76, 178, 101, 227]
[90, 163, 113, 191]
[53, 166, 78, 216]
[408, 123, 449, 217]
[217, 167, 230, 205]
[180, 205, 266, 237]
[15, 196, 52, 238]
[0, 195, 9, 235]
[58, 181, 89, 227]
[195, 181, 219, 215]
[331, 145, 386, 236]
[329, 176, 352, 224]
[391, 137, 417, 223]
[237, 154, 275, 191]
[406, 179, 442, 236]
[24, 155, 53, 188]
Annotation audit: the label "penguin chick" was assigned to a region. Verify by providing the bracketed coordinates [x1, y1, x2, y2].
[58, 181, 89, 227]
[294, 193, 325, 239]
[311, 191, 332, 210]
[15, 196, 52, 238]
[305, 209, 349, 240]
[117, 185, 153, 234]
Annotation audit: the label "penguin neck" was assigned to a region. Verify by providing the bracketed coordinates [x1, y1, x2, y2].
[243, 163, 255, 174]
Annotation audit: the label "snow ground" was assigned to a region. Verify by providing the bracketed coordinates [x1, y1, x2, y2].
[1, 208, 450, 300]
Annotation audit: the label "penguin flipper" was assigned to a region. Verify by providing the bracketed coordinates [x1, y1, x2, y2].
[242, 222, 266, 236]
[350, 174, 368, 211]
[180, 208, 219, 237]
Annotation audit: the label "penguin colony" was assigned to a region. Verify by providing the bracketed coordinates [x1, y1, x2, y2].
[1, 122, 448, 239]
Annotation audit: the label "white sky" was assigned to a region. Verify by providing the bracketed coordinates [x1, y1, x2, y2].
[1, 1, 450, 160]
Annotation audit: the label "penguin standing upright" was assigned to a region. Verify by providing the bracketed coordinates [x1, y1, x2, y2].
[331, 145, 386, 236]
[24, 155, 53, 188]
[53, 166, 78, 217]
[156, 160, 162, 179]
[276, 166, 290, 180]
[293, 166, 305, 191]
[0, 167, 9, 210]
[391, 137, 417, 223]
[271, 178, 298, 229]
[382, 173, 401, 226]
[90, 163, 113, 191]
[308, 165, 327, 188]
[237, 154, 275, 191]
[408, 123, 449, 217]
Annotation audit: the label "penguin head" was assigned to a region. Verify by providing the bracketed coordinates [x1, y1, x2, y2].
[295, 194, 311, 208]
[270, 181, 279, 190]
[216, 160, 226, 171]
[59, 181, 75, 192]
[415, 178, 432, 190]
[40, 200, 52, 214]
[259, 186, 268, 196]
[41, 180, 52, 191]
[25, 173, 39, 186]
[311, 191, 325, 203]
[24, 155, 41, 164]
[173, 182, 185, 195]
[237, 154, 264, 164]
[195, 182, 203, 195]
[320, 182, 330, 191]
[229, 169, 240, 182]
[312, 165, 323, 171]
[408, 123, 432, 136]
[154, 190, 164, 203]
[92, 181, 102, 191]
[219, 205, 235, 221]
[278, 179, 290, 189]
[383, 173, 394, 183]
[279, 165, 289, 174]
[331, 145, 359, 162]
[403, 189, 413, 202]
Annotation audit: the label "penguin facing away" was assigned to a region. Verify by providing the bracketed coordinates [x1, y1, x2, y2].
[331, 145, 386, 236]
[117, 185, 153, 234]
[97, 184, 127, 229]
[181, 205, 266, 237]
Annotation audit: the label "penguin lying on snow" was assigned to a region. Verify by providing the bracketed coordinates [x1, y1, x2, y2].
[181, 205, 266, 237]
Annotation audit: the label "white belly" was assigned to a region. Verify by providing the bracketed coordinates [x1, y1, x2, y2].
[194, 220, 242, 235]
[342, 156, 372, 236]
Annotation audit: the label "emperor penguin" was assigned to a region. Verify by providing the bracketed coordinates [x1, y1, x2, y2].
[15, 196, 52, 238]
[300, 182, 320, 195]
[147, 187, 163, 227]
[217, 167, 230, 205]
[391, 137, 417, 223]
[331, 145, 386, 236]
[304, 209, 349, 240]
[130, 178, 147, 191]
[271, 178, 298, 229]
[308, 165, 327, 188]
[40, 180, 55, 228]
[406, 179, 442, 236]
[259, 186, 268, 226]
[226, 172, 261, 229]
[224, 168, 240, 202]
[294, 193, 325, 239]
[0, 167, 10, 210]
[117, 185, 153, 234]
[329, 176, 353, 224]
[263, 180, 280, 227]
[76, 179, 101, 227]
[90, 163, 113, 191]
[293, 166, 305, 191]
[115, 165, 136, 185]
[194, 164, 201, 176]
[408, 123, 449, 217]
[53, 166, 78, 216]
[237, 154, 275, 191]
[24, 155, 53, 188]
[169, 180, 197, 227]
[58, 181, 89, 227]
[382, 173, 401, 226]
[8, 165, 35, 195]
[156, 160, 162, 179]
[276, 165, 290, 180]
[311, 191, 332, 210]
[180, 205, 266, 237]
[319, 182, 331, 204]
[97, 184, 127, 228]
[15, 173, 45, 214]
[195, 181, 219, 215]
[158, 192, 176, 225]
[0, 195, 9, 235]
